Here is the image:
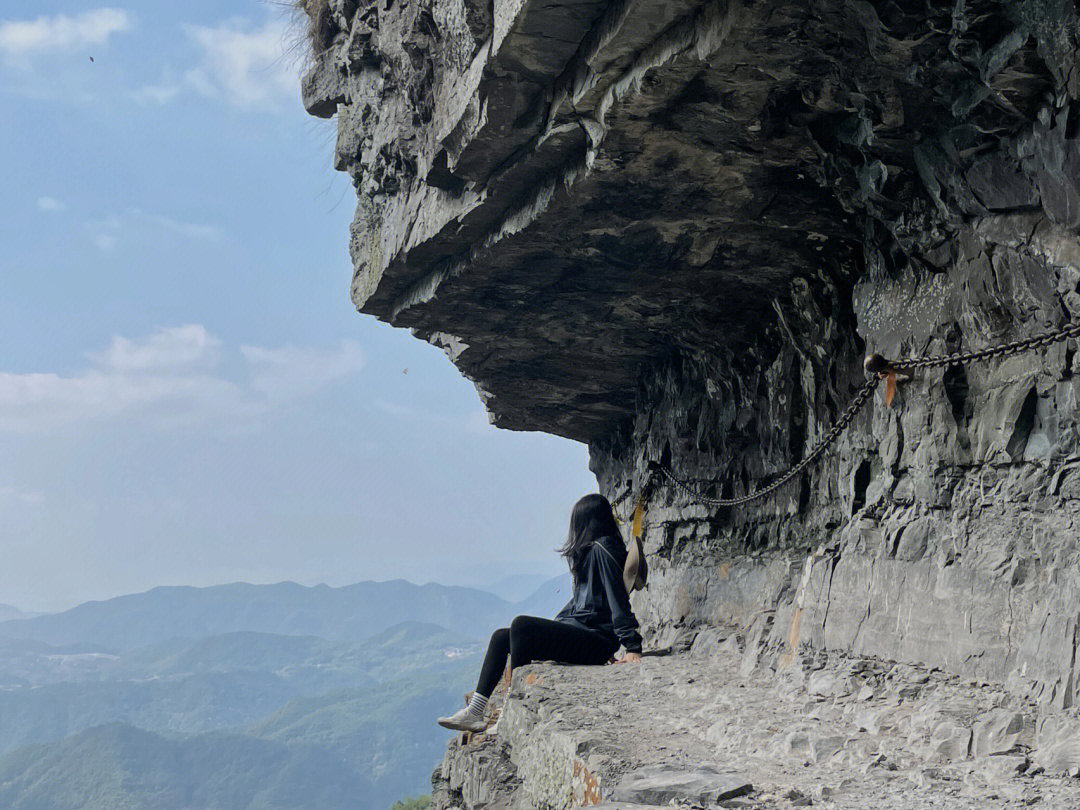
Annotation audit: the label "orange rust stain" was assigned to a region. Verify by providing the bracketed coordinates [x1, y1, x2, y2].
[571, 758, 602, 806]
[779, 607, 804, 669]
[525, 672, 543, 686]
[718, 562, 730, 579]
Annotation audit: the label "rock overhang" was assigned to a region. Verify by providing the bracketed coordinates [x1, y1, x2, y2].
[302, 0, 1068, 445]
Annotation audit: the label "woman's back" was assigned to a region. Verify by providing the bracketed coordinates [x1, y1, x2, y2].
[556, 535, 642, 654]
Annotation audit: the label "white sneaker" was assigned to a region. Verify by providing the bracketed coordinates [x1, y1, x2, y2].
[437, 707, 488, 732]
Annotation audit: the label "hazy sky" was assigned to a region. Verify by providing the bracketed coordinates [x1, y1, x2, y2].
[0, 2, 595, 612]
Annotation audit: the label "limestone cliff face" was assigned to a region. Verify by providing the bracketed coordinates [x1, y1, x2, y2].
[302, 0, 1080, 713]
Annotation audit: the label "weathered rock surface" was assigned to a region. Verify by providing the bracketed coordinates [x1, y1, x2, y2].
[301, 0, 1080, 804]
[433, 650, 1080, 808]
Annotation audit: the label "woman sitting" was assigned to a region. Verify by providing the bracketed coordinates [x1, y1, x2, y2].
[438, 493, 643, 732]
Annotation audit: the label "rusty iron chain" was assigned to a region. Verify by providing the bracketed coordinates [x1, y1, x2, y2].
[633, 319, 1080, 511]
[891, 322, 1080, 370]
[652, 377, 878, 508]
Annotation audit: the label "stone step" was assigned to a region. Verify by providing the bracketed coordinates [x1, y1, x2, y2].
[433, 648, 1080, 809]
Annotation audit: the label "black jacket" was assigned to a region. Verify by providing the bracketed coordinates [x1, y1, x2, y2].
[555, 535, 643, 654]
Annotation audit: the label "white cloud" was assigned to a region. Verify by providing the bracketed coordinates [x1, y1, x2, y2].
[0, 368, 236, 432]
[87, 213, 121, 251]
[37, 196, 66, 213]
[131, 77, 182, 105]
[242, 341, 365, 399]
[183, 19, 296, 110]
[89, 324, 221, 372]
[0, 9, 131, 62]
[128, 207, 222, 241]
[0, 327, 365, 433]
[86, 208, 223, 250]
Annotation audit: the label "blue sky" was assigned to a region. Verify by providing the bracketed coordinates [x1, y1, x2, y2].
[0, 2, 594, 612]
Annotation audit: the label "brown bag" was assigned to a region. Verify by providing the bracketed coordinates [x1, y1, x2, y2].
[623, 533, 647, 593]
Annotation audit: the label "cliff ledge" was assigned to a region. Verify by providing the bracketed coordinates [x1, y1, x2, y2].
[433, 646, 1080, 808]
[300, 0, 1080, 805]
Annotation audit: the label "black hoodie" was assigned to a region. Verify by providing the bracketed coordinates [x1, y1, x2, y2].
[555, 535, 643, 654]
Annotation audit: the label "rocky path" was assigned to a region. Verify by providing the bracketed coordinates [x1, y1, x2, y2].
[433, 634, 1080, 809]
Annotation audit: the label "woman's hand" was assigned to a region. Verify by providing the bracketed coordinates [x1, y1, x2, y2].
[614, 652, 642, 664]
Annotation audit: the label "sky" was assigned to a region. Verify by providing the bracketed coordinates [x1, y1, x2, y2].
[0, 2, 595, 613]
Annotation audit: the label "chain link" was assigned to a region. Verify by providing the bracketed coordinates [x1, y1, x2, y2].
[651, 377, 877, 508]
[642, 319, 1080, 510]
[894, 322, 1080, 370]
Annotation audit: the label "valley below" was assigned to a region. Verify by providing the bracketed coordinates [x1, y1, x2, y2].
[0, 577, 569, 810]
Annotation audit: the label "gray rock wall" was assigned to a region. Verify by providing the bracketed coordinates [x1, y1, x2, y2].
[301, 0, 1080, 707]
[593, 209, 1080, 709]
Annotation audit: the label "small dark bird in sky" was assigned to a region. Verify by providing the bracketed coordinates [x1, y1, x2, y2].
[89, 56, 94, 62]
[402, 368, 408, 374]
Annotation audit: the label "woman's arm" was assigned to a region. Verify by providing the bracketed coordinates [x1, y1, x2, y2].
[594, 540, 643, 654]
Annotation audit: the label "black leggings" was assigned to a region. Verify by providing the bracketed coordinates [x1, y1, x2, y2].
[475, 615, 618, 697]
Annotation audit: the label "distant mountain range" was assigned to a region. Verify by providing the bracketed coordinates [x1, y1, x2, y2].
[0, 575, 572, 652]
[0, 574, 574, 810]
[0, 603, 35, 622]
[487, 572, 558, 602]
[516, 573, 572, 617]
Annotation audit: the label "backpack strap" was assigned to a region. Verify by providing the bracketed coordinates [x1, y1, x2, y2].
[594, 539, 621, 568]
[594, 537, 646, 594]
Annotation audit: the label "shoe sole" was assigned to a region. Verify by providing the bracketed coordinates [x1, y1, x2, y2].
[437, 718, 487, 732]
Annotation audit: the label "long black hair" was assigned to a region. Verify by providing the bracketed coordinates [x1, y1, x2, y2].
[559, 493, 622, 579]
